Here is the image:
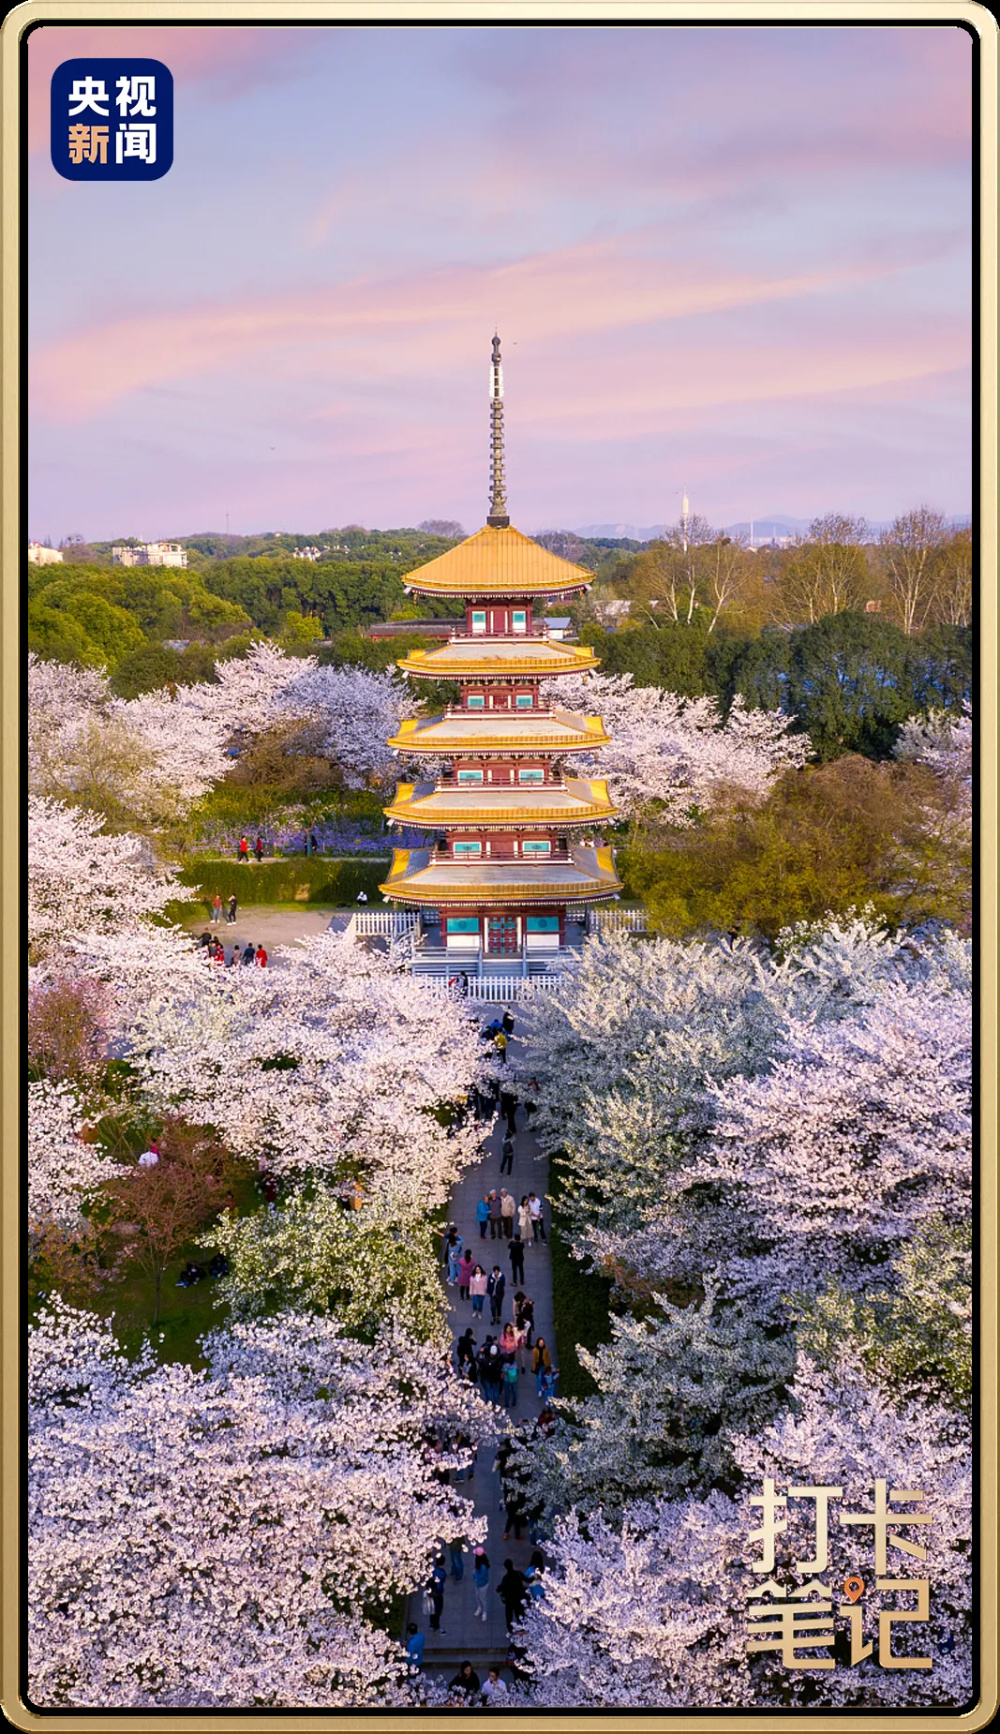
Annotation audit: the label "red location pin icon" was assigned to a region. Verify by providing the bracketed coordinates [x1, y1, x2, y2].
[843, 1575, 864, 1604]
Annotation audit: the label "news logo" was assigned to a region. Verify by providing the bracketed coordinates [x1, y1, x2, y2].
[51, 59, 173, 181]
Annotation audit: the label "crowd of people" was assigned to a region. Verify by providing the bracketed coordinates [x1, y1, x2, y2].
[198, 927, 268, 969]
[402, 1007, 560, 1695]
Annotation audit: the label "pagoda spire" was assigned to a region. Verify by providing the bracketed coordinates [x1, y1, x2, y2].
[487, 332, 509, 527]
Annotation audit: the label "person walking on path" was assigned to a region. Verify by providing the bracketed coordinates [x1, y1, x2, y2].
[509, 1232, 525, 1285]
[472, 1549, 490, 1621]
[488, 1265, 506, 1326]
[238, 836, 249, 863]
[476, 1195, 491, 1239]
[448, 1535, 465, 1581]
[427, 1559, 447, 1633]
[469, 1264, 487, 1316]
[494, 1028, 508, 1064]
[210, 893, 223, 925]
[441, 1223, 460, 1274]
[405, 1623, 424, 1668]
[242, 941, 255, 965]
[514, 1292, 535, 1348]
[487, 1190, 501, 1240]
[458, 1248, 475, 1299]
[514, 1317, 529, 1374]
[500, 1189, 515, 1238]
[517, 1196, 532, 1242]
[254, 835, 264, 862]
[254, 944, 268, 968]
[227, 893, 238, 925]
[499, 1131, 515, 1175]
[528, 1192, 546, 1242]
[497, 1560, 527, 1633]
[532, 1338, 553, 1395]
[447, 1237, 465, 1287]
[499, 1087, 518, 1132]
[501, 1008, 515, 1036]
[501, 1356, 518, 1410]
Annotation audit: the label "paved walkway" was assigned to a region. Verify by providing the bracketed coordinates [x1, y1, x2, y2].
[412, 1072, 556, 1673]
[183, 905, 351, 961]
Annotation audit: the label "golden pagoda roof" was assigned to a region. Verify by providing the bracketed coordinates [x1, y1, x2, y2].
[387, 708, 610, 756]
[380, 844, 622, 906]
[398, 635, 598, 680]
[402, 524, 592, 598]
[384, 776, 618, 830]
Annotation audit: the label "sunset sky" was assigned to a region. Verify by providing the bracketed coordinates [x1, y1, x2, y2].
[28, 22, 973, 542]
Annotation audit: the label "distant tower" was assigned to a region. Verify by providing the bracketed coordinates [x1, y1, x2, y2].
[680, 488, 690, 553]
[487, 333, 509, 528]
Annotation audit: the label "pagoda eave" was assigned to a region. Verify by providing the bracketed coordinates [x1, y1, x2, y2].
[384, 777, 619, 829]
[379, 846, 623, 905]
[398, 644, 597, 679]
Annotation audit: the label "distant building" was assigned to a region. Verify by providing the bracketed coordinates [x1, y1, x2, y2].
[27, 542, 63, 565]
[112, 542, 188, 568]
[290, 545, 325, 561]
[367, 619, 455, 640]
[543, 616, 573, 640]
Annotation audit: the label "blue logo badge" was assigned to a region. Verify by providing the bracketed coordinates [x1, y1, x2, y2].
[51, 59, 173, 181]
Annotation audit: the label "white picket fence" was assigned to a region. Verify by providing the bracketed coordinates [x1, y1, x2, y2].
[416, 973, 568, 1003]
[588, 907, 648, 934]
[346, 910, 418, 938]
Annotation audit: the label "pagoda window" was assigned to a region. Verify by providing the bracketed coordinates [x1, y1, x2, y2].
[457, 769, 484, 784]
[518, 768, 544, 785]
[523, 840, 552, 855]
[466, 695, 485, 709]
[447, 918, 479, 933]
[515, 693, 534, 709]
[471, 610, 487, 634]
[527, 916, 560, 932]
[453, 841, 483, 856]
[512, 609, 527, 633]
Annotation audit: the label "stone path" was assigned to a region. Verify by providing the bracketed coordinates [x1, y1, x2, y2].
[412, 1073, 556, 1673]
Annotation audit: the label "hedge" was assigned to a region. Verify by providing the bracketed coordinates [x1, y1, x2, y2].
[177, 855, 392, 909]
[547, 1162, 615, 1399]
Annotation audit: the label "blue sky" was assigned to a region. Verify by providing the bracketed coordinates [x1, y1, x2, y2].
[28, 22, 973, 541]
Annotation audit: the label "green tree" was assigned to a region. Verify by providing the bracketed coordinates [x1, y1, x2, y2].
[27, 599, 103, 666]
[785, 610, 915, 759]
[626, 754, 971, 940]
[35, 587, 145, 669]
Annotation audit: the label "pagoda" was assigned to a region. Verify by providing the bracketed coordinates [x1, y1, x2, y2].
[380, 335, 622, 975]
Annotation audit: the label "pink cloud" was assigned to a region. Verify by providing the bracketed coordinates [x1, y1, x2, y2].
[26, 24, 314, 154]
[32, 229, 951, 422]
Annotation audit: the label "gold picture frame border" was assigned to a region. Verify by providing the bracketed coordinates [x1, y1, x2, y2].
[1, 4, 995, 1729]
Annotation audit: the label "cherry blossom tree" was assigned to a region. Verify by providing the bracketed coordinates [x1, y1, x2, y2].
[283, 662, 420, 787]
[518, 1355, 970, 1710]
[125, 931, 485, 1204]
[28, 796, 186, 960]
[540, 672, 807, 820]
[29, 1301, 489, 1708]
[176, 643, 418, 788]
[512, 1278, 794, 1520]
[28, 654, 230, 827]
[27, 1080, 124, 1232]
[896, 706, 972, 847]
[515, 1493, 750, 1707]
[208, 1181, 451, 1342]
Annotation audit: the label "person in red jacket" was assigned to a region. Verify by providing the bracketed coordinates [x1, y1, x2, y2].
[255, 945, 268, 968]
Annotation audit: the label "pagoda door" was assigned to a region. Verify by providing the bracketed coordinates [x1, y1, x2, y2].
[486, 914, 518, 955]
